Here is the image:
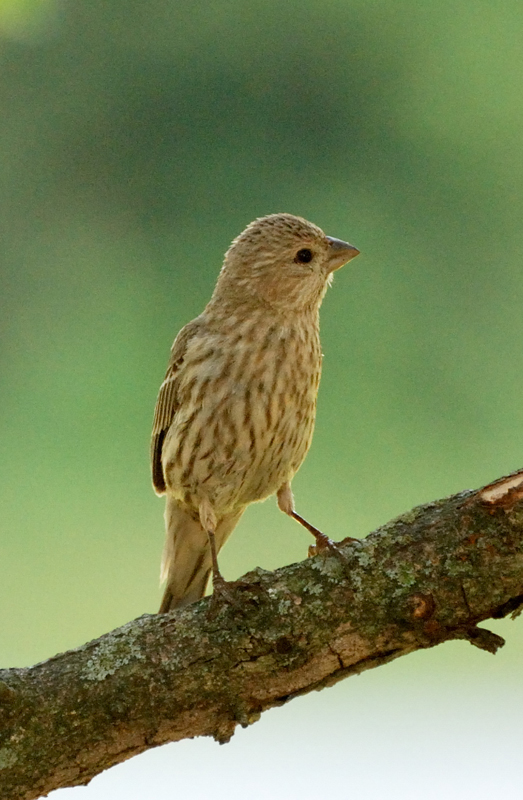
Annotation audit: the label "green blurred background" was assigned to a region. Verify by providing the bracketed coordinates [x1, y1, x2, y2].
[1, 1, 523, 797]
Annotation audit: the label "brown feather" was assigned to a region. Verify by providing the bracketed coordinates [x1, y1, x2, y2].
[150, 318, 202, 494]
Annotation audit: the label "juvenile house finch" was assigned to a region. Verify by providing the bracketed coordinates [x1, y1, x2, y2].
[152, 213, 359, 612]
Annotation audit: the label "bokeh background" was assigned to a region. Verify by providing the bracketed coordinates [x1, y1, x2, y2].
[1, 1, 523, 797]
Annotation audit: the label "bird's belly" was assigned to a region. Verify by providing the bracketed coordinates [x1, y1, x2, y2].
[163, 372, 318, 514]
[238, 391, 316, 504]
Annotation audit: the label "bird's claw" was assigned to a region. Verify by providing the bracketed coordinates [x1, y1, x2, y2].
[308, 533, 359, 577]
[207, 574, 246, 618]
[308, 533, 344, 559]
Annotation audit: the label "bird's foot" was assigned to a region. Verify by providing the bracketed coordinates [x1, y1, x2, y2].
[290, 510, 357, 564]
[307, 533, 360, 582]
[207, 573, 246, 618]
[308, 532, 345, 558]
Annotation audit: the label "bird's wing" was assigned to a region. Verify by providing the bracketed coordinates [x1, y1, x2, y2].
[151, 319, 202, 495]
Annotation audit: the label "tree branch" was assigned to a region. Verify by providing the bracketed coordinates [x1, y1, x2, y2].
[2, 469, 523, 800]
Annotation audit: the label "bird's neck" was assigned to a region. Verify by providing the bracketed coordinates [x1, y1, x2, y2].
[205, 290, 320, 333]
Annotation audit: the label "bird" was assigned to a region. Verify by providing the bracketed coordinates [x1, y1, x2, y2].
[151, 213, 359, 613]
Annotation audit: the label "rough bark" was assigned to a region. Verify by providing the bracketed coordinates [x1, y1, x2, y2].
[2, 469, 523, 800]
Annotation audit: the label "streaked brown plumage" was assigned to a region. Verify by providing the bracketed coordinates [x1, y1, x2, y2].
[152, 213, 359, 612]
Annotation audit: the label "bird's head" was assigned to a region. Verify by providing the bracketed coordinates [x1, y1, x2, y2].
[214, 213, 360, 313]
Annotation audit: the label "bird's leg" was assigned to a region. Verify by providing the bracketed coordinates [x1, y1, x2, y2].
[277, 482, 333, 550]
[207, 528, 225, 588]
[277, 483, 357, 559]
[199, 499, 239, 609]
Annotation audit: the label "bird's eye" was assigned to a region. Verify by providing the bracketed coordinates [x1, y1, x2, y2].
[295, 248, 313, 264]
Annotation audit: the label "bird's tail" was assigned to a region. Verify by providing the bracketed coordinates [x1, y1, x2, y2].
[158, 496, 244, 613]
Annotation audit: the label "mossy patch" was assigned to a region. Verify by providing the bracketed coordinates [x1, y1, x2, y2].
[83, 629, 145, 682]
[0, 746, 18, 770]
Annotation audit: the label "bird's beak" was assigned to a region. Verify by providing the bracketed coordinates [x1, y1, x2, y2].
[326, 236, 360, 272]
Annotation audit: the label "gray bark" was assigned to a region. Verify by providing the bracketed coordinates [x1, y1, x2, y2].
[2, 469, 523, 800]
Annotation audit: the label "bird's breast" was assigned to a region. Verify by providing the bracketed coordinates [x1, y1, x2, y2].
[163, 317, 322, 512]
